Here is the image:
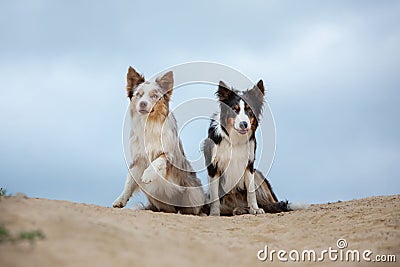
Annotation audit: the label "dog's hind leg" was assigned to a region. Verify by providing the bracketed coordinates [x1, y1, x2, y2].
[146, 196, 177, 213]
[140, 155, 183, 213]
[254, 170, 292, 213]
[220, 191, 248, 216]
[179, 182, 206, 215]
[112, 165, 143, 208]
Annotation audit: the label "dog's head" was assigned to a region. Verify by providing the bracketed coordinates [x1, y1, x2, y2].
[217, 80, 265, 135]
[125, 66, 174, 120]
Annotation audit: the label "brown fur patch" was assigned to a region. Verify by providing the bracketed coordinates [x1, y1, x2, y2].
[156, 71, 174, 102]
[218, 170, 289, 215]
[126, 66, 145, 99]
[250, 117, 257, 131]
[147, 97, 169, 123]
[259, 181, 277, 203]
[217, 81, 232, 101]
[225, 117, 235, 132]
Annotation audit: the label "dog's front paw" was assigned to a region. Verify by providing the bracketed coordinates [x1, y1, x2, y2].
[209, 206, 221, 216]
[249, 207, 265, 215]
[141, 169, 154, 184]
[112, 198, 126, 208]
[209, 210, 221, 216]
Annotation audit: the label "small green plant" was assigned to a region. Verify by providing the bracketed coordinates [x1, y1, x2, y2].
[0, 188, 13, 201]
[0, 224, 45, 245]
[0, 224, 11, 243]
[18, 230, 46, 245]
[0, 188, 7, 197]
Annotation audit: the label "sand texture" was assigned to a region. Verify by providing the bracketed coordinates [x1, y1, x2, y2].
[0, 194, 399, 267]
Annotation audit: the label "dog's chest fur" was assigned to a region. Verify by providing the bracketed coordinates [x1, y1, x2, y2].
[129, 115, 165, 165]
[213, 132, 255, 191]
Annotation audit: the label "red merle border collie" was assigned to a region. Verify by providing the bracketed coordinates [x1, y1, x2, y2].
[113, 66, 205, 215]
[203, 80, 302, 216]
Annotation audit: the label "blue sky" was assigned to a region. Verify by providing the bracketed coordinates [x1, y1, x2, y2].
[1, 1, 399, 207]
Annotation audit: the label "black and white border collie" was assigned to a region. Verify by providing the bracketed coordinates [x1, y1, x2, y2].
[203, 80, 294, 216]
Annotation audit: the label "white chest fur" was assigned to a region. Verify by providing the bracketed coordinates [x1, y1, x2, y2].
[129, 116, 164, 165]
[212, 132, 255, 192]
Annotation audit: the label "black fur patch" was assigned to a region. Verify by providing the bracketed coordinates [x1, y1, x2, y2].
[219, 91, 241, 131]
[207, 163, 218, 178]
[128, 90, 134, 100]
[260, 200, 291, 213]
[259, 169, 279, 202]
[208, 122, 222, 145]
[247, 160, 255, 174]
[241, 80, 265, 118]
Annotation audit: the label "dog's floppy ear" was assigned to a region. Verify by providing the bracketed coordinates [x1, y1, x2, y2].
[217, 81, 232, 101]
[126, 66, 145, 99]
[156, 71, 174, 101]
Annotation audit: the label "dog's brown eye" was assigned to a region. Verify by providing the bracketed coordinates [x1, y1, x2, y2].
[135, 92, 141, 97]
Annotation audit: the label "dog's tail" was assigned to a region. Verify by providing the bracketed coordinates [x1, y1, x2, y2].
[254, 170, 309, 213]
[288, 202, 310, 210]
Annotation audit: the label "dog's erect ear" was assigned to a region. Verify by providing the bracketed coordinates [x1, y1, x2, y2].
[244, 79, 265, 117]
[156, 71, 174, 101]
[249, 79, 265, 99]
[126, 66, 145, 99]
[255, 79, 265, 95]
[217, 81, 232, 101]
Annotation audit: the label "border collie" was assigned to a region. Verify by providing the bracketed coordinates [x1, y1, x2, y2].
[113, 66, 205, 215]
[203, 80, 293, 216]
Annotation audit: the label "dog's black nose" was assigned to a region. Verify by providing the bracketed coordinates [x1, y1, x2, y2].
[139, 101, 148, 109]
[239, 121, 248, 129]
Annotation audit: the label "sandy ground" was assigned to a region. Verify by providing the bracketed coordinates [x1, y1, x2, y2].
[0, 194, 399, 267]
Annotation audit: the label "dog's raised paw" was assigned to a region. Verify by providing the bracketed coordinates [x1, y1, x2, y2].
[249, 207, 265, 215]
[141, 169, 154, 184]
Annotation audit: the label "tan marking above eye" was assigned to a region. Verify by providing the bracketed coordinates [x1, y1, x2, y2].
[245, 104, 250, 109]
[150, 90, 160, 98]
[234, 104, 239, 110]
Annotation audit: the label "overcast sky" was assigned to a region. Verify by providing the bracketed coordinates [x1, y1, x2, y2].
[1, 1, 399, 207]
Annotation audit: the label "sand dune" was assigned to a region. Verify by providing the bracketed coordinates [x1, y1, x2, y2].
[0, 194, 399, 267]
